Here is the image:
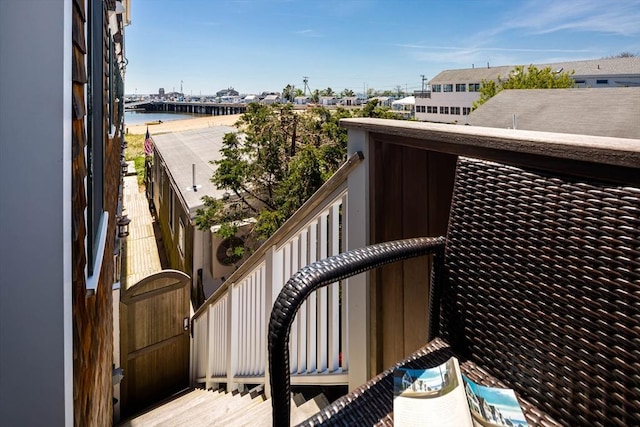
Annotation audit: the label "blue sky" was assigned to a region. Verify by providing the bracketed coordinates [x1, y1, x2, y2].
[124, 0, 640, 95]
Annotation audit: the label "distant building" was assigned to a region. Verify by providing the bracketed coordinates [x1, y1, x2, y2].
[415, 57, 640, 124]
[262, 94, 281, 104]
[369, 96, 392, 107]
[216, 87, 239, 97]
[159, 87, 165, 97]
[341, 96, 360, 106]
[319, 96, 338, 106]
[465, 87, 640, 139]
[391, 96, 415, 119]
[243, 94, 259, 103]
[294, 95, 310, 105]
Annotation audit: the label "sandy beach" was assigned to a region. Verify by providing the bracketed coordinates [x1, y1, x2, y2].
[126, 114, 242, 135]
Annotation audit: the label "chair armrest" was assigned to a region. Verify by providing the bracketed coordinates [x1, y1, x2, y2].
[268, 236, 446, 427]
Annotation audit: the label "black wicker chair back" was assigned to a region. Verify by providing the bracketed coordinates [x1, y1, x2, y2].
[269, 156, 639, 426]
[434, 157, 640, 426]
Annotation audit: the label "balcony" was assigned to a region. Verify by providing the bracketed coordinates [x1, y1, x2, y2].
[184, 118, 639, 426]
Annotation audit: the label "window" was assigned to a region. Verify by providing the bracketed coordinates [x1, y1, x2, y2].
[416, 105, 426, 113]
[169, 187, 175, 233]
[451, 107, 460, 115]
[439, 106, 449, 114]
[427, 106, 438, 114]
[468, 83, 481, 92]
[575, 80, 586, 84]
[443, 84, 453, 92]
[455, 83, 466, 92]
[86, 0, 105, 275]
[596, 79, 608, 84]
[463, 107, 471, 115]
[432, 84, 441, 92]
[178, 218, 185, 257]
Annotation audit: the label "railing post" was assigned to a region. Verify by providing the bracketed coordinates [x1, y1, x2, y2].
[226, 288, 238, 391]
[346, 129, 370, 391]
[202, 307, 212, 389]
[264, 245, 277, 399]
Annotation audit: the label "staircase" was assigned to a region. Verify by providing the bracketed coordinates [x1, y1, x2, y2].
[118, 387, 329, 426]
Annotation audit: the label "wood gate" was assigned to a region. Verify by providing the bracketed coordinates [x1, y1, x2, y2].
[120, 270, 191, 418]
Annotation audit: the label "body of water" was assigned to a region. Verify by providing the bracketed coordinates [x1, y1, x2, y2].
[124, 110, 209, 125]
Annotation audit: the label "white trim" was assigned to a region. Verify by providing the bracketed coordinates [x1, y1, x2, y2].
[86, 212, 110, 293]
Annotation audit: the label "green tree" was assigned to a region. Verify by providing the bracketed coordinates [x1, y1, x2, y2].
[357, 99, 400, 119]
[366, 87, 375, 98]
[341, 88, 355, 97]
[195, 103, 353, 241]
[310, 89, 320, 103]
[473, 65, 575, 109]
[282, 84, 296, 102]
[320, 87, 334, 97]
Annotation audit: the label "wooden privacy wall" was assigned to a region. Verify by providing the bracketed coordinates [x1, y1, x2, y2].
[369, 137, 457, 375]
[120, 271, 191, 418]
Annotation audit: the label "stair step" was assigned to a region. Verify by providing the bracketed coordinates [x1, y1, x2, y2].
[119, 389, 211, 426]
[291, 393, 330, 425]
[120, 387, 329, 426]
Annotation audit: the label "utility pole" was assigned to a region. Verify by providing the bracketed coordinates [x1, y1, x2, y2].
[303, 76, 310, 96]
[181, 80, 183, 94]
[421, 74, 426, 95]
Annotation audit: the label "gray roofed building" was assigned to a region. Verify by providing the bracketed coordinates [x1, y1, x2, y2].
[430, 57, 640, 85]
[152, 126, 236, 218]
[430, 65, 513, 84]
[464, 87, 640, 139]
[147, 126, 251, 305]
[416, 57, 640, 124]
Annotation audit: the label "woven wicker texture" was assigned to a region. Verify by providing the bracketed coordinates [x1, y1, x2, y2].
[298, 338, 562, 426]
[270, 157, 639, 426]
[438, 158, 640, 426]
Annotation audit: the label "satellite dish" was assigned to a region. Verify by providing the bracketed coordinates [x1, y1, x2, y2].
[216, 236, 244, 266]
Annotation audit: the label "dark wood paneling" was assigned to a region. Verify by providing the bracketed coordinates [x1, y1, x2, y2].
[401, 147, 430, 358]
[370, 138, 457, 374]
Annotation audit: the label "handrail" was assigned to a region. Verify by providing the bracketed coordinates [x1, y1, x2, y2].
[268, 237, 446, 427]
[193, 151, 364, 319]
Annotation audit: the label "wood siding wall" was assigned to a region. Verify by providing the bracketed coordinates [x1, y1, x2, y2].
[72, 0, 124, 424]
[151, 160, 197, 303]
[369, 137, 457, 375]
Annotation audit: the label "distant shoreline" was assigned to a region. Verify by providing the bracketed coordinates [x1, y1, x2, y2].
[126, 114, 242, 135]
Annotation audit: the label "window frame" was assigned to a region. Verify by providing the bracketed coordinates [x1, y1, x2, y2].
[86, 0, 106, 277]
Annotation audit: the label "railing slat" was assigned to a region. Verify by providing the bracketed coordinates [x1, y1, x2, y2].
[318, 211, 329, 373]
[306, 222, 318, 373]
[328, 202, 341, 372]
[340, 194, 349, 371]
[297, 230, 308, 374]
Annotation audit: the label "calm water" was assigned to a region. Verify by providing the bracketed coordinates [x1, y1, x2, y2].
[124, 110, 208, 125]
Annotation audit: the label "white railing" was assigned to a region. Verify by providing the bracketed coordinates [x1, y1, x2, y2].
[191, 152, 364, 394]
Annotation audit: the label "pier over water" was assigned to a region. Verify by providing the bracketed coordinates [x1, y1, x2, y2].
[126, 100, 247, 116]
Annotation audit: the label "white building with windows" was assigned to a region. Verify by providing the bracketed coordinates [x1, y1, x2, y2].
[415, 57, 640, 124]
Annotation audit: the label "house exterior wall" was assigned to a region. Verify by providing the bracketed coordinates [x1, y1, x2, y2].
[150, 157, 200, 304]
[0, 1, 74, 424]
[0, 0, 127, 425]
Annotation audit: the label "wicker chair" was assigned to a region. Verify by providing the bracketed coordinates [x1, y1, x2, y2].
[268, 157, 640, 426]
